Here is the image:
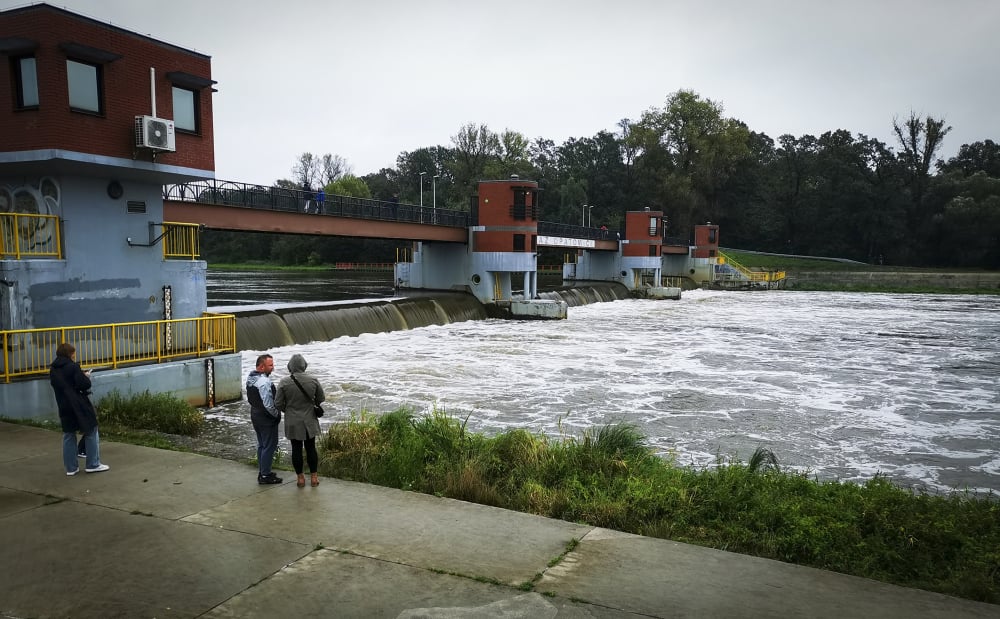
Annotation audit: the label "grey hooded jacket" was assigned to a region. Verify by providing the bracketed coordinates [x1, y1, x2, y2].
[275, 353, 324, 441]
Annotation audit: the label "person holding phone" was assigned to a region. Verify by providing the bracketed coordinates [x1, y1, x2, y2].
[49, 342, 109, 475]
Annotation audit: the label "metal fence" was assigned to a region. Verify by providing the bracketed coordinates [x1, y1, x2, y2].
[0, 313, 236, 383]
[0, 213, 62, 259]
[163, 179, 470, 227]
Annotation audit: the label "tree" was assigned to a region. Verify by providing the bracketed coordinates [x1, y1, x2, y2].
[938, 140, 1000, 178]
[292, 152, 352, 189]
[451, 123, 501, 193]
[327, 175, 372, 199]
[892, 112, 952, 254]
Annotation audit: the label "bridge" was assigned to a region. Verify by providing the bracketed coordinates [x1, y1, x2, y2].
[162, 179, 620, 251]
[160, 177, 710, 317]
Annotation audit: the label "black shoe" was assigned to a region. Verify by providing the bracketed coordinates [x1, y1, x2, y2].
[258, 474, 283, 485]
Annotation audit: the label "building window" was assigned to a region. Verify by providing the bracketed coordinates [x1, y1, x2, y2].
[708, 228, 717, 243]
[172, 86, 197, 132]
[512, 190, 526, 220]
[513, 234, 525, 252]
[66, 59, 102, 113]
[13, 56, 39, 108]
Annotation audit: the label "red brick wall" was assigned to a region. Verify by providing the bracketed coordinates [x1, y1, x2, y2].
[692, 224, 720, 258]
[0, 5, 214, 172]
[474, 180, 538, 252]
[623, 210, 663, 257]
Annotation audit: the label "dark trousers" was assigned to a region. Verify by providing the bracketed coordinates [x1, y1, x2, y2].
[290, 437, 318, 474]
[253, 419, 280, 477]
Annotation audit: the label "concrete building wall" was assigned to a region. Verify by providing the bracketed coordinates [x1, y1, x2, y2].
[0, 174, 207, 329]
[0, 353, 242, 422]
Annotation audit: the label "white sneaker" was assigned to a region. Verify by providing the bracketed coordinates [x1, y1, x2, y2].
[85, 464, 110, 473]
[66, 469, 79, 476]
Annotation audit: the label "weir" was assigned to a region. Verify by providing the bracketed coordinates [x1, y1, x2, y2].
[222, 285, 629, 351]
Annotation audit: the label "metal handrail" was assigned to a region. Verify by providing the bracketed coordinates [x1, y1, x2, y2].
[0, 212, 62, 259]
[163, 179, 470, 228]
[0, 313, 236, 383]
[162, 222, 200, 259]
[718, 251, 786, 282]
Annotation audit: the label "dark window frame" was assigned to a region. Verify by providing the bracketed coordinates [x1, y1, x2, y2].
[11, 54, 39, 109]
[171, 85, 199, 134]
[513, 234, 526, 252]
[65, 57, 104, 115]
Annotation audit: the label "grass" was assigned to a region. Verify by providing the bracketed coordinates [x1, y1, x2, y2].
[318, 409, 1000, 604]
[724, 251, 1000, 294]
[96, 389, 204, 436]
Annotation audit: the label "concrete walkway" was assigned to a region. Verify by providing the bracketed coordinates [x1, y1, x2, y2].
[1, 421, 996, 619]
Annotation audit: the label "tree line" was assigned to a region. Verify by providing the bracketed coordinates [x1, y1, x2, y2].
[203, 89, 1000, 268]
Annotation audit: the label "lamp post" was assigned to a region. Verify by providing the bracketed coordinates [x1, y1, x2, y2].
[588, 205, 595, 227]
[581, 204, 588, 226]
[432, 174, 439, 208]
[419, 172, 426, 207]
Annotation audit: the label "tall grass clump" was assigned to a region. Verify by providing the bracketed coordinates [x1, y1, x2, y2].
[96, 389, 204, 436]
[318, 409, 1000, 604]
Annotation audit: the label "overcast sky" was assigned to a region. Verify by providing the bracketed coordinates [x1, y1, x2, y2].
[7, 0, 999, 184]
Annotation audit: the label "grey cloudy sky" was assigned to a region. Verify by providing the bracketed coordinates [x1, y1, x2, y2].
[7, 0, 999, 184]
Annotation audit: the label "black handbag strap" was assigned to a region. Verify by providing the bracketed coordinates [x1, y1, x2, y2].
[289, 374, 319, 404]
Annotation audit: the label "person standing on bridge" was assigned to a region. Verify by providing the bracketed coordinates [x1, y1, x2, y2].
[275, 353, 324, 488]
[246, 353, 282, 485]
[315, 187, 325, 215]
[49, 342, 109, 475]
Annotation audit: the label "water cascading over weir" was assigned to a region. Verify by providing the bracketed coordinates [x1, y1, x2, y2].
[222, 285, 630, 351]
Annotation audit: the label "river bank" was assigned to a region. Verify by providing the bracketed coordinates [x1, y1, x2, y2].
[784, 270, 1000, 293]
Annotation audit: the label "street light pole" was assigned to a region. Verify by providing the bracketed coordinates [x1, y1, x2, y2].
[432, 174, 439, 208]
[581, 204, 587, 226]
[419, 172, 426, 207]
[588, 205, 595, 227]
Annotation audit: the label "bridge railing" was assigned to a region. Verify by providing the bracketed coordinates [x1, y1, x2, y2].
[537, 221, 616, 240]
[0, 313, 237, 383]
[163, 180, 470, 227]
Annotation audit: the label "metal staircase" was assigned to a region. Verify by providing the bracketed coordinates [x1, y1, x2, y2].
[715, 251, 786, 289]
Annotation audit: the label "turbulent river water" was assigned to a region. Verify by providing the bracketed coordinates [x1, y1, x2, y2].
[205, 271, 1000, 495]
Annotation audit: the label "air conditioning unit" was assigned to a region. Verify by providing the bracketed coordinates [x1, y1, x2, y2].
[134, 115, 176, 152]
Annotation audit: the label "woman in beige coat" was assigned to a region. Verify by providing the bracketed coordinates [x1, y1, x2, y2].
[275, 354, 325, 487]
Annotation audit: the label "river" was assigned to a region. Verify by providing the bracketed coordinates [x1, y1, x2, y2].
[205, 270, 1000, 495]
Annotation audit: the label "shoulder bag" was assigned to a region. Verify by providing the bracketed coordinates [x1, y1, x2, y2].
[290, 374, 325, 418]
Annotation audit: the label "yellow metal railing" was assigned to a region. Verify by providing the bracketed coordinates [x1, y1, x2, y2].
[718, 251, 786, 283]
[0, 213, 62, 259]
[162, 222, 200, 259]
[0, 313, 236, 383]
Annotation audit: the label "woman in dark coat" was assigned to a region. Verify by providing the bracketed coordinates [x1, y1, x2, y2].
[49, 342, 109, 475]
[275, 353, 324, 487]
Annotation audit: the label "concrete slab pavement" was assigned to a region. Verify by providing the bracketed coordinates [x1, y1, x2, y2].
[1, 421, 997, 618]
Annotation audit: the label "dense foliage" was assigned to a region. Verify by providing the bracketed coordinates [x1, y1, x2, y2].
[202, 90, 1000, 269]
[96, 389, 204, 436]
[320, 409, 1000, 603]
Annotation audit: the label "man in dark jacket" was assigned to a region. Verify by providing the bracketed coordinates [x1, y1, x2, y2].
[49, 342, 109, 475]
[246, 353, 282, 484]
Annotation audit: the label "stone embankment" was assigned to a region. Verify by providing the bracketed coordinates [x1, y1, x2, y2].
[785, 271, 1000, 291]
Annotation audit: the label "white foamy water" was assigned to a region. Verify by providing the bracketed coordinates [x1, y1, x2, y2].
[209, 290, 1000, 495]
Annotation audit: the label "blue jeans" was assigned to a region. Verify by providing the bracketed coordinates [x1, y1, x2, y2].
[253, 420, 279, 477]
[63, 427, 99, 472]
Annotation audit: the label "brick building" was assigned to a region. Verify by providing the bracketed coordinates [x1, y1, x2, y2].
[0, 2, 217, 329]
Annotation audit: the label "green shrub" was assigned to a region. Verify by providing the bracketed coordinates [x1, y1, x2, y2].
[95, 389, 203, 436]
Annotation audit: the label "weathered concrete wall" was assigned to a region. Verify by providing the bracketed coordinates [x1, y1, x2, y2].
[0, 353, 242, 422]
[785, 271, 1000, 290]
[0, 174, 208, 330]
